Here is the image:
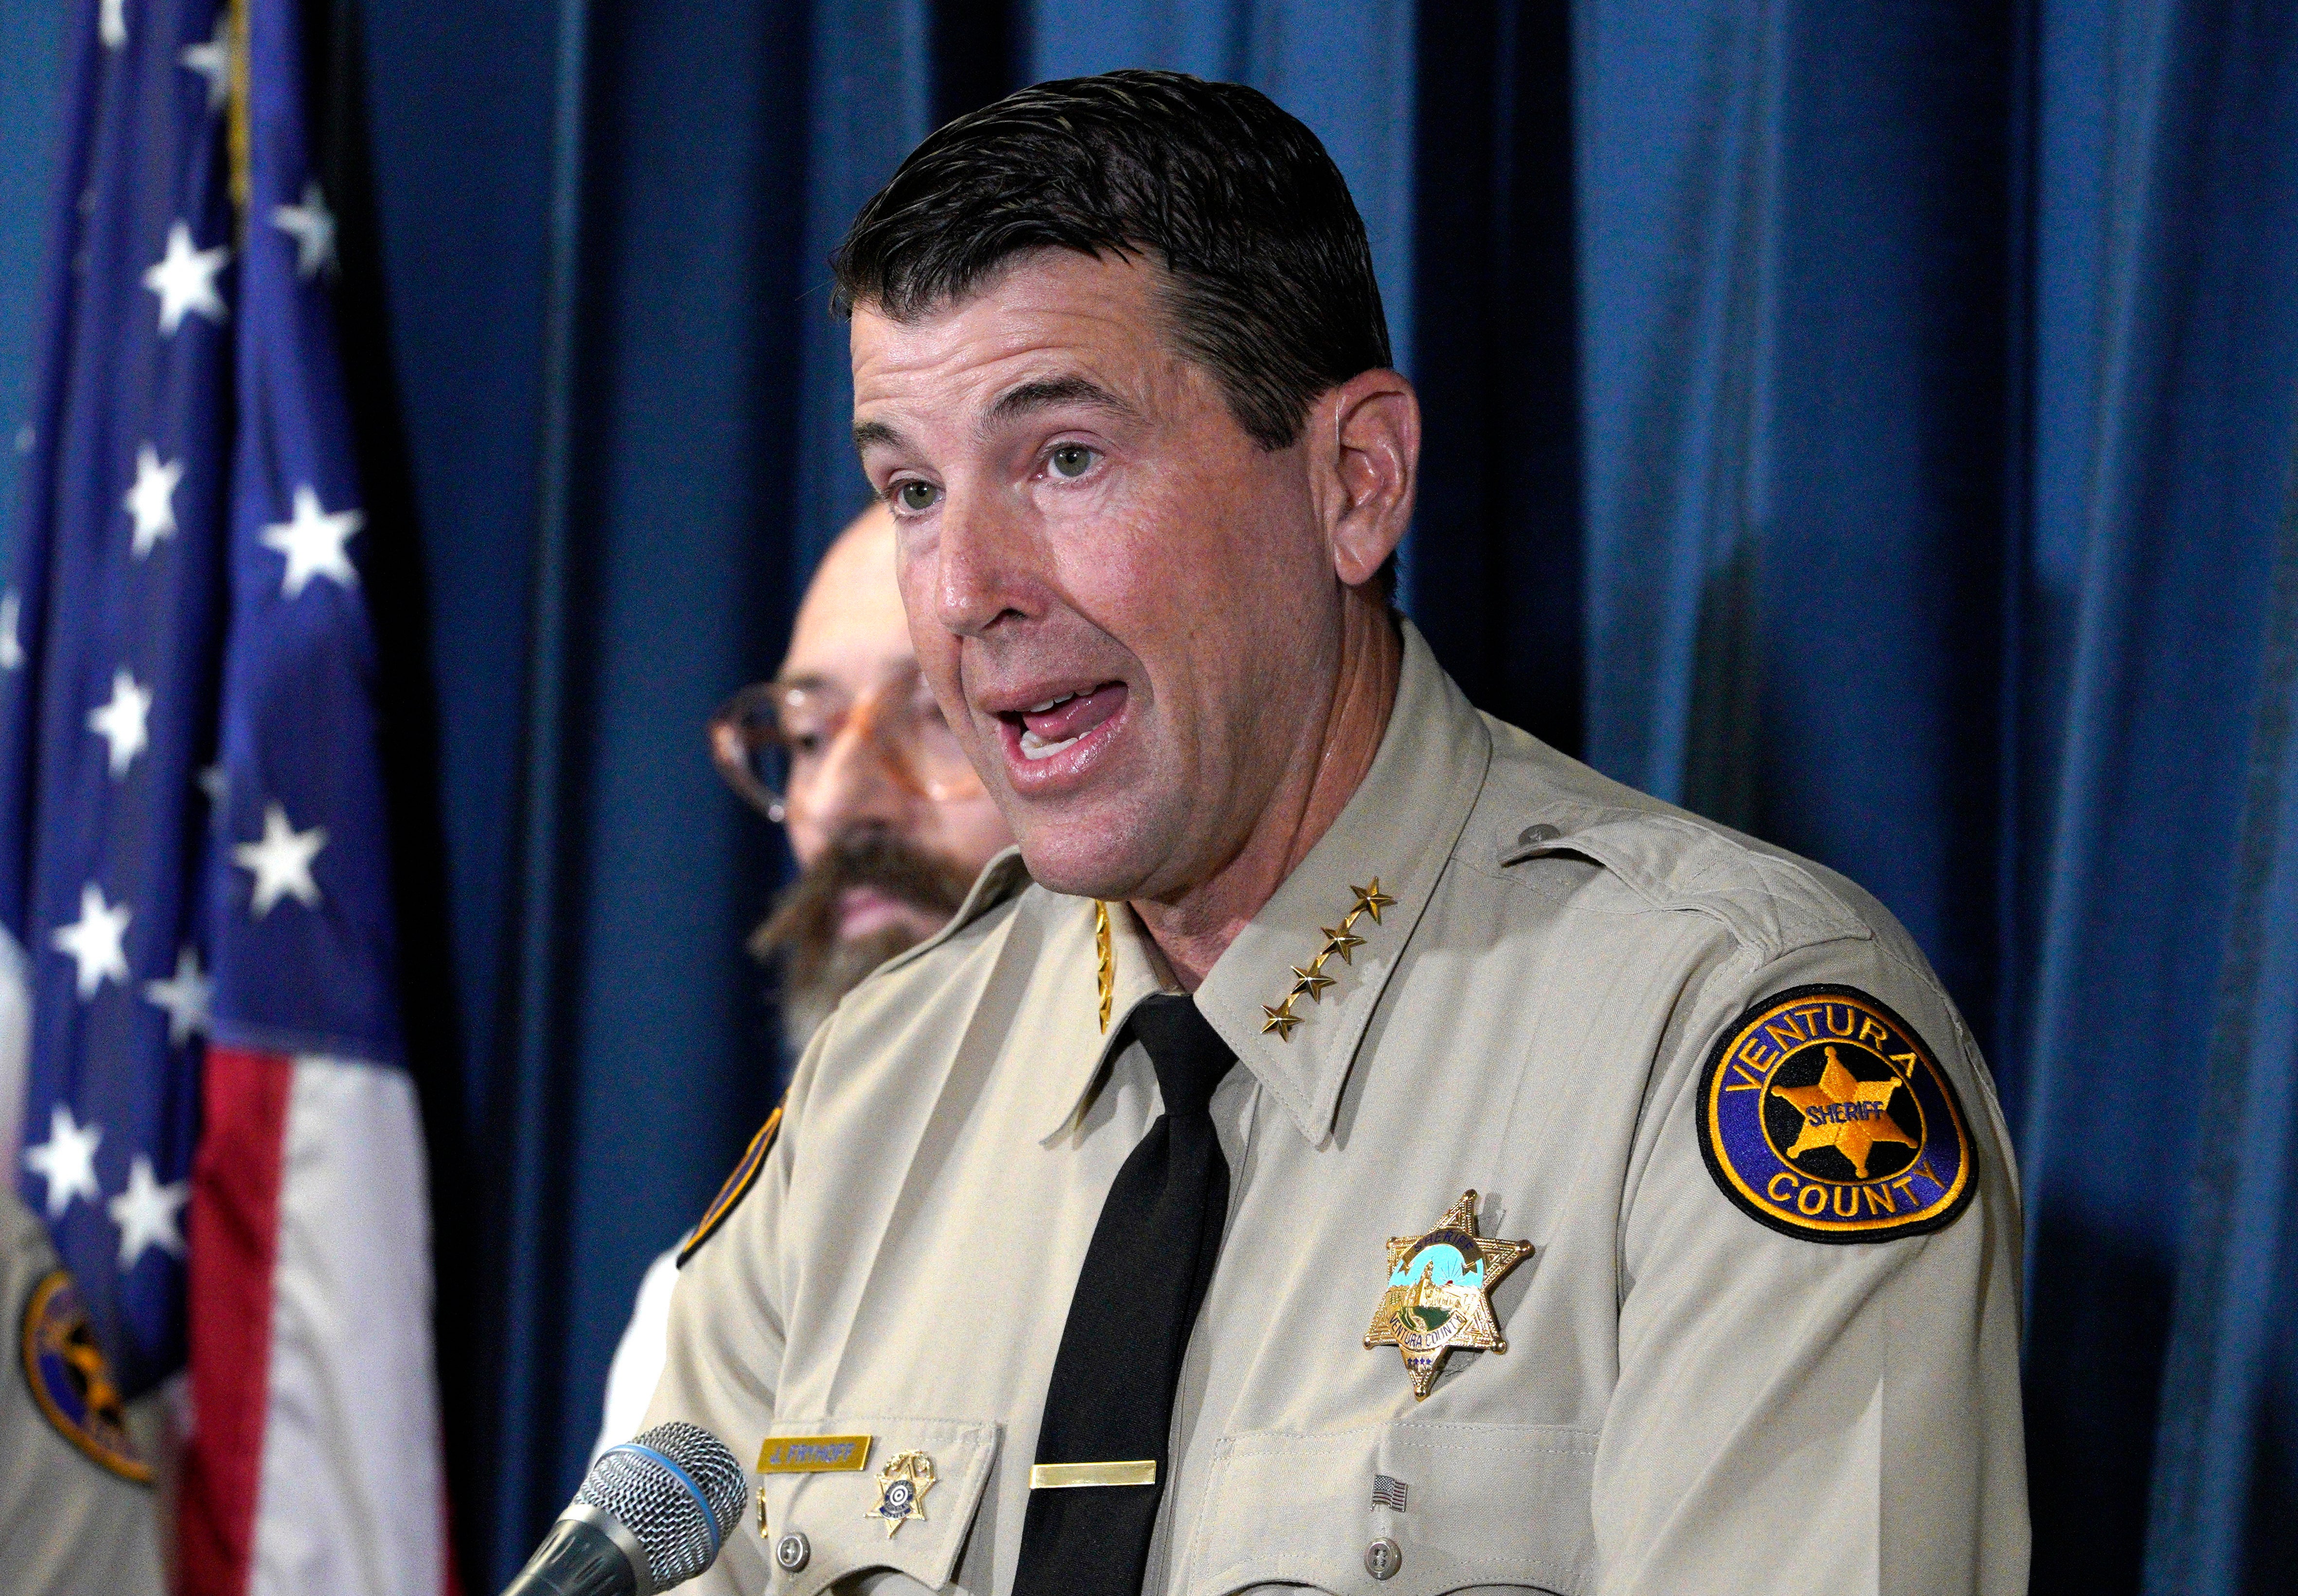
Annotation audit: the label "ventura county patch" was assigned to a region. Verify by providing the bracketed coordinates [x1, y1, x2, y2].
[1697, 984, 1975, 1243]
[677, 1101, 783, 1268]
[19, 1269, 150, 1481]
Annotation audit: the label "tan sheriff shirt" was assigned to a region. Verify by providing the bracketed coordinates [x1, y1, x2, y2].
[650, 620, 2029, 1596]
[0, 1187, 164, 1596]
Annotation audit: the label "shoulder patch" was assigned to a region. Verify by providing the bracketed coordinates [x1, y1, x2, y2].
[678, 1104, 783, 1268]
[19, 1267, 150, 1482]
[1696, 983, 1975, 1244]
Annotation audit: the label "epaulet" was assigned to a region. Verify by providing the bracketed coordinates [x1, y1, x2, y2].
[1491, 801, 1870, 963]
[870, 847, 1033, 980]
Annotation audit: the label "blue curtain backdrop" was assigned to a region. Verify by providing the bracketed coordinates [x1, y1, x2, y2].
[1, 1, 2295, 1590]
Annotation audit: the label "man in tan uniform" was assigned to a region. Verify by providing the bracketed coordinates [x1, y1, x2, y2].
[1, 1185, 163, 1595]
[593, 504, 1013, 1458]
[648, 70, 2028, 1595]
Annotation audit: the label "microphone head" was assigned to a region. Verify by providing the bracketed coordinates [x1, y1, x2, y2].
[576, 1421, 746, 1590]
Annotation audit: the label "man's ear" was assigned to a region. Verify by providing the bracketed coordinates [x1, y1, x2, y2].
[1310, 369, 1420, 588]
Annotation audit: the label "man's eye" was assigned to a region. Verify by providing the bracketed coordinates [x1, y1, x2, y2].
[1049, 444, 1096, 480]
[895, 480, 938, 512]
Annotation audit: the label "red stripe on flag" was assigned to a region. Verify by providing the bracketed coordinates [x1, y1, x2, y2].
[179, 1048, 296, 1596]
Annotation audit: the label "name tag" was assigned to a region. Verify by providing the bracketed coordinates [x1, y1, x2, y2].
[1029, 1460, 1157, 1489]
[758, 1435, 873, 1473]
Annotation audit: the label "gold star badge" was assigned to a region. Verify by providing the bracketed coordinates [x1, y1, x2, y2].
[1363, 1191, 1531, 1400]
[867, 1450, 934, 1537]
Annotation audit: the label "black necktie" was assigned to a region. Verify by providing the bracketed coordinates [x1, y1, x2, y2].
[1012, 994, 1237, 1596]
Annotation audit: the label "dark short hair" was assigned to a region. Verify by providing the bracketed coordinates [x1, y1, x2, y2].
[831, 70, 1392, 453]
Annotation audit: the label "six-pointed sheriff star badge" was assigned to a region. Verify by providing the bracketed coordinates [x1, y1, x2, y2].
[1360, 1185, 1526, 1396]
[1773, 1044, 1917, 1181]
[1364, 1190, 1532, 1400]
[868, 1450, 934, 1537]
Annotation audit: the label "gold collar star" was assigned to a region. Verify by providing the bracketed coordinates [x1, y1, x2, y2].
[1262, 877, 1394, 1040]
[1363, 1190, 1532, 1400]
[1094, 901, 1114, 1034]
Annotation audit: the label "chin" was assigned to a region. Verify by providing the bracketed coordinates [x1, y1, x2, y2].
[1011, 807, 1165, 902]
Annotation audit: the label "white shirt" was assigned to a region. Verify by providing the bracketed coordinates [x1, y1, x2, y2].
[591, 1245, 682, 1463]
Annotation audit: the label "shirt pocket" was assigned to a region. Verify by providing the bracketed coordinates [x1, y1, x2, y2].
[1177, 1421, 1598, 1596]
[754, 1415, 1001, 1596]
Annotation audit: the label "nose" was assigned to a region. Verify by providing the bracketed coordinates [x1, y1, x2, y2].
[930, 481, 1033, 639]
[795, 719, 912, 852]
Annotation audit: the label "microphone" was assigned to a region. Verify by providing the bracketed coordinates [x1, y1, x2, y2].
[501, 1421, 748, 1596]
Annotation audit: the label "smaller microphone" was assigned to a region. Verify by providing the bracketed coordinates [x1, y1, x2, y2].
[500, 1421, 748, 1596]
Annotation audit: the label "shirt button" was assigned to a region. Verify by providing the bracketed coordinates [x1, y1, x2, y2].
[1517, 823, 1560, 846]
[774, 1530, 811, 1573]
[1365, 1538, 1403, 1580]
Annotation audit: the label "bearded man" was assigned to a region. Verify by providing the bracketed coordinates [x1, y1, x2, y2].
[647, 71, 2028, 1595]
[591, 503, 1012, 1456]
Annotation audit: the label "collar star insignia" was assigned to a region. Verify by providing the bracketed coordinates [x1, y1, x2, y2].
[1260, 877, 1395, 1042]
[868, 1449, 934, 1537]
[1351, 880, 1396, 922]
[1094, 900, 1114, 1034]
[1363, 1190, 1532, 1400]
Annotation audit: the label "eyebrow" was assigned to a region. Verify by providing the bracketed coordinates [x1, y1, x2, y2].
[852, 418, 905, 455]
[986, 375, 1139, 428]
[849, 374, 1140, 460]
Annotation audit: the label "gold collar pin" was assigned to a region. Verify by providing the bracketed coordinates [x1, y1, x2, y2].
[1261, 877, 1395, 1041]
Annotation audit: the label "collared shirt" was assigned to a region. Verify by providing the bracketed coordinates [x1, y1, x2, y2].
[650, 620, 2029, 1595]
[0, 1188, 163, 1596]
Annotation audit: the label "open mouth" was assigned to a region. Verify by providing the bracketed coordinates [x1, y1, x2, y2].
[994, 681, 1129, 775]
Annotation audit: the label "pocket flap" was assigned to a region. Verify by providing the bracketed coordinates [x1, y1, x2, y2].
[1180, 1421, 1597, 1595]
[755, 1415, 1001, 1595]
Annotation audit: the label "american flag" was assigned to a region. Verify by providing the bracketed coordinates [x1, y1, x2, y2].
[0, 1, 447, 1592]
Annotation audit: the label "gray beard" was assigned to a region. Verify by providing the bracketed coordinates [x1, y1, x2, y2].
[773, 923, 918, 1054]
[748, 828, 979, 1056]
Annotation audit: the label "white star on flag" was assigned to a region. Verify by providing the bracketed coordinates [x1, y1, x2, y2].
[0, 592, 20, 671]
[261, 485, 363, 597]
[22, 1103, 103, 1218]
[108, 1155, 190, 1267]
[99, 0, 124, 50]
[123, 443, 183, 558]
[233, 802, 327, 917]
[52, 882, 131, 999]
[178, 16, 230, 112]
[272, 181, 337, 280]
[142, 946, 212, 1046]
[142, 221, 230, 336]
[87, 668, 153, 778]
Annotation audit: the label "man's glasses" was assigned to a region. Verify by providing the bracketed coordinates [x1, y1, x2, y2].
[708, 668, 986, 823]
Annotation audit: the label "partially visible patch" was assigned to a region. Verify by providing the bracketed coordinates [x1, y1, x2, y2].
[678, 1104, 783, 1267]
[1697, 983, 1975, 1244]
[19, 1268, 151, 1482]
